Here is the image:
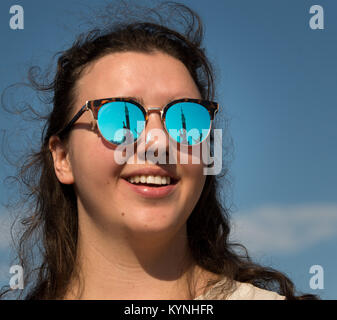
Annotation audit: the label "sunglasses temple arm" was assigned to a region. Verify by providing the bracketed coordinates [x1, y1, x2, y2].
[209, 104, 218, 120]
[56, 104, 89, 137]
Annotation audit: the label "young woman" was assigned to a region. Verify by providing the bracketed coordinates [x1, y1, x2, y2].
[0, 2, 317, 300]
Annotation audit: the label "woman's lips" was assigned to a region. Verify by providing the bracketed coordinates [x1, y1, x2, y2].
[121, 178, 178, 199]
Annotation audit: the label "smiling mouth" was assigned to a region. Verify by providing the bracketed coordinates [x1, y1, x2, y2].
[126, 181, 178, 187]
[121, 175, 179, 198]
[122, 177, 179, 187]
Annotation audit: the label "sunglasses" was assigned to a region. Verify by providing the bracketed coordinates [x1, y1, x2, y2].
[56, 97, 219, 146]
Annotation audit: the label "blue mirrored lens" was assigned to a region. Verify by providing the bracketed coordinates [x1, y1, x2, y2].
[165, 102, 211, 145]
[97, 102, 145, 144]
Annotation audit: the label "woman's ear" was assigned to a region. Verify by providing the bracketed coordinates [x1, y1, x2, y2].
[49, 135, 75, 184]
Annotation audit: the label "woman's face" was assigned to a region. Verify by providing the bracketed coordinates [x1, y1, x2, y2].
[57, 51, 206, 237]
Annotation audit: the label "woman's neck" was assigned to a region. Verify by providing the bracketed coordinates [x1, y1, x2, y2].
[64, 220, 205, 299]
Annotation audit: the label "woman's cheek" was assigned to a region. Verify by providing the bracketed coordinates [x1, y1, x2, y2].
[183, 163, 206, 195]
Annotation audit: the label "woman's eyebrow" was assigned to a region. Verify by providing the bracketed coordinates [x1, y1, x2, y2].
[122, 96, 194, 106]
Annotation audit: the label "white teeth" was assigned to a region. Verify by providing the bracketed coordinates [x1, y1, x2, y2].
[126, 175, 173, 185]
[154, 176, 162, 184]
[146, 176, 155, 184]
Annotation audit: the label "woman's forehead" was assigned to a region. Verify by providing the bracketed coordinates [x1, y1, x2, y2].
[79, 51, 193, 82]
[74, 51, 200, 104]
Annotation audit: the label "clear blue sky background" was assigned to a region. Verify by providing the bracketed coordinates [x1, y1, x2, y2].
[0, 0, 336, 299]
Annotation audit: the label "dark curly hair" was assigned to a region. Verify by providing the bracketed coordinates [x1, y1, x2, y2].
[0, 1, 318, 300]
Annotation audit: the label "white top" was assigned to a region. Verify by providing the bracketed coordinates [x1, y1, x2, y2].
[194, 278, 286, 300]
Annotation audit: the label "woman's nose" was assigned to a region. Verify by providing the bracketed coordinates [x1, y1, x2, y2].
[145, 111, 169, 145]
[139, 109, 170, 163]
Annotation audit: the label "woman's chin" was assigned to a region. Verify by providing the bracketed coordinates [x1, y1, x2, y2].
[121, 209, 183, 235]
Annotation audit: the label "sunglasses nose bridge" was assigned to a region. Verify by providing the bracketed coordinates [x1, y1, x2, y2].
[146, 107, 162, 115]
[145, 107, 164, 126]
[142, 107, 169, 145]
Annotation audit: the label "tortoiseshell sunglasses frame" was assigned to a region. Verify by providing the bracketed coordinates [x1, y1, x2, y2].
[56, 97, 219, 145]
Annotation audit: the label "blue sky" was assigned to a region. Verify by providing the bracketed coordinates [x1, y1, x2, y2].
[0, 0, 336, 299]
